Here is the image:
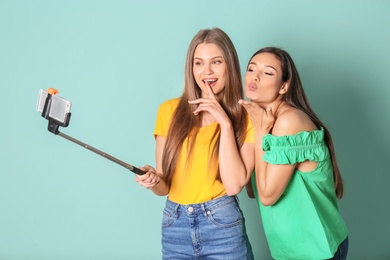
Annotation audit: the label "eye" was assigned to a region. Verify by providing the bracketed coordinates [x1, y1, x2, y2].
[247, 66, 254, 72]
[264, 71, 274, 76]
[194, 61, 202, 66]
[213, 59, 222, 65]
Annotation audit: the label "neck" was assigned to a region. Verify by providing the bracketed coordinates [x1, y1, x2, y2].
[273, 100, 284, 116]
[256, 97, 284, 115]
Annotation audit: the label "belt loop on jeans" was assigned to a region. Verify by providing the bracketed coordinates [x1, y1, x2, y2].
[174, 203, 180, 218]
[200, 203, 207, 217]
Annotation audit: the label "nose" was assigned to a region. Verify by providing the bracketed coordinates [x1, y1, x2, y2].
[252, 72, 259, 81]
[203, 64, 213, 75]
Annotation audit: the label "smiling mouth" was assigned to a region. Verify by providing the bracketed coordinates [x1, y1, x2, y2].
[203, 79, 217, 87]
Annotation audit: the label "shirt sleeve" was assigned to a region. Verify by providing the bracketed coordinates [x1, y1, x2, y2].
[244, 117, 255, 144]
[153, 98, 179, 138]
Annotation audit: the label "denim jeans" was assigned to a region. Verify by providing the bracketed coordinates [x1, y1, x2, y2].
[329, 237, 349, 260]
[161, 195, 254, 260]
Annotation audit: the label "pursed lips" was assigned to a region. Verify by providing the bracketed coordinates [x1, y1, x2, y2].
[248, 82, 257, 91]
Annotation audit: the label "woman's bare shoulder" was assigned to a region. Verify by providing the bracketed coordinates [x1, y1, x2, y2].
[273, 106, 317, 136]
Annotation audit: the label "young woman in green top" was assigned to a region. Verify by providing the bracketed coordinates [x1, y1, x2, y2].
[239, 47, 348, 259]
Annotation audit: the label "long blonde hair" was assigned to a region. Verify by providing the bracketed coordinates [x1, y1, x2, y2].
[162, 28, 248, 186]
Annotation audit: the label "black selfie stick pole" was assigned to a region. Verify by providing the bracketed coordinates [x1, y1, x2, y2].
[57, 132, 146, 175]
[41, 92, 146, 175]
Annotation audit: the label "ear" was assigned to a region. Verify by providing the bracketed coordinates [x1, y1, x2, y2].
[279, 81, 290, 94]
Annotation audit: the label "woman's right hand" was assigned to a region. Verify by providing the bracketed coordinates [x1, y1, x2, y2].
[135, 165, 160, 190]
[188, 85, 231, 128]
[238, 99, 275, 134]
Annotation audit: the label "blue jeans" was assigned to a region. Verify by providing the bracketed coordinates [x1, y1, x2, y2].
[161, 195, 254, 260]
[329, 237, 349, 260]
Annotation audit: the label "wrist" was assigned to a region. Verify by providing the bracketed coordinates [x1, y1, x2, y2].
[150, 176, 161, 190]
[220, 120, 233, 131]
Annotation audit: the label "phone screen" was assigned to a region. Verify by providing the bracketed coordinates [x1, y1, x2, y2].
[36, 89, 71, 124]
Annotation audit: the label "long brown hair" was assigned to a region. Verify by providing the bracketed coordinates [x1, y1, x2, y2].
[250, 47, 344, 199]
[162, 28, 248, 186]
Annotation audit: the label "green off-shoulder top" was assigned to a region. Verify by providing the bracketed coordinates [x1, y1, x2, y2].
[252, 128, 348, 260]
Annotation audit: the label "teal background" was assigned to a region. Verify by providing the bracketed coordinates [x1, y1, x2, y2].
[1, 0, 389, 259]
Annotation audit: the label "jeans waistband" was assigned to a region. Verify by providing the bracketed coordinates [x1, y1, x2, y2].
[165, 195, 239, 216]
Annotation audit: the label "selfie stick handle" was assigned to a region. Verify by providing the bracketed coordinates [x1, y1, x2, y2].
[57, 132, 146, 175]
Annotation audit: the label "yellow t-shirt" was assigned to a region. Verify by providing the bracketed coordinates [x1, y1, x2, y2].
[154, 98, 254, 204]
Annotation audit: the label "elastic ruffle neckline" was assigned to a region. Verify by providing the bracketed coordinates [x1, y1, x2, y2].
[262, 128, 329, 165]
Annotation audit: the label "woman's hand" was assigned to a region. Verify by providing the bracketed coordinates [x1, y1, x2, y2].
[188, 85, 231, 127]
[135, 165, 160, 190]
[238, 99, 275, 134]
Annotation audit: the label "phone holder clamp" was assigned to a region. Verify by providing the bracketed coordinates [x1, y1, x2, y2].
[41, 93, 71, 135]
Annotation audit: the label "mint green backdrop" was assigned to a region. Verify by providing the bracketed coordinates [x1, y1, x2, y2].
[1, 0, 389, 259]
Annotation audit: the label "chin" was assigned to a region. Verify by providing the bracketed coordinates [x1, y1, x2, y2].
[245, 93, 258, 101]
[213, 87, 225, 95]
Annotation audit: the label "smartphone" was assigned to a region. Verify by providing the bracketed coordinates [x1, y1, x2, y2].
[36, 89, 71, 124]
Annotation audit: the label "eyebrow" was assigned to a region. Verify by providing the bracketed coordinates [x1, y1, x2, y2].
[248, 61, 277, 71]
[194, 55, 223, 60]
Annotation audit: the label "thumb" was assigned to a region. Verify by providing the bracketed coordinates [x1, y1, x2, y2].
[265, 107, 272, 116]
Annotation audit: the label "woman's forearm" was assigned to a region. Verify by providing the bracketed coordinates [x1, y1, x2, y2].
[218, 123, 251, 195]
[254, 131, 268, 198]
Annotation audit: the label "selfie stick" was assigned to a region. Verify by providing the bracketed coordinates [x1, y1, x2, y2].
[41, 88, 146, 175]
[56, 132, 146, 175]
